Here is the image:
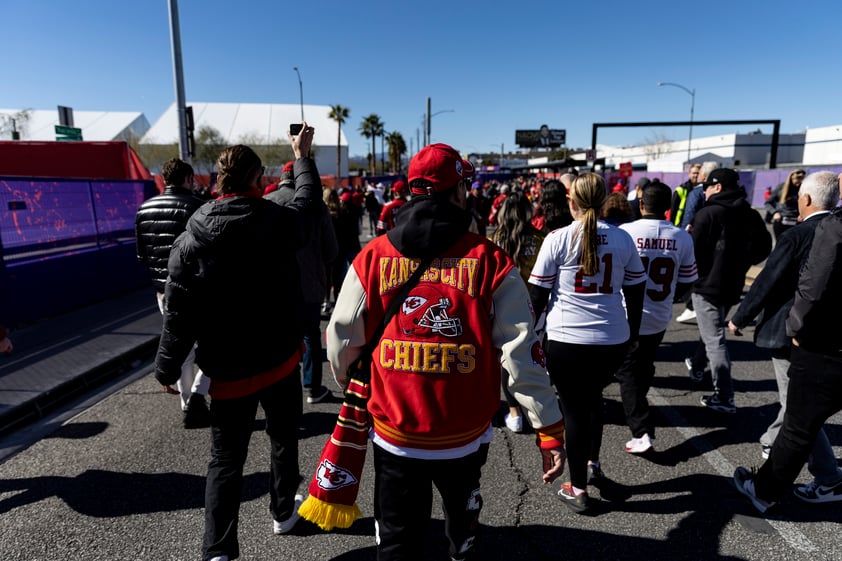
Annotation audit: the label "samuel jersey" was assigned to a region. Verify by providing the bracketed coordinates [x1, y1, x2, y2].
[530, 220, 646, 345]
[620, 218, 698, 335]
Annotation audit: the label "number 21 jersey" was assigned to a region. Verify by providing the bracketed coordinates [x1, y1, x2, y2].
[529, 221, 646, 345]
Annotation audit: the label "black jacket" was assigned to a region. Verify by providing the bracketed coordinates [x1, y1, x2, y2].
[154, 158, 319, 384]
[691, 188, 772, 306]
[135, 185, 204, 292]
[787, 207, 842, 356]
[730, 213, 827, 348]
[764, 181, 800, 227]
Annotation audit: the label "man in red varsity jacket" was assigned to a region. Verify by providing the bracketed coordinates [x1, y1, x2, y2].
[326, 143, 566, 561]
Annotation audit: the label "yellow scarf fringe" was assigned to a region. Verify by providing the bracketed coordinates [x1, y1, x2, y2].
[298, 494, 363, 531]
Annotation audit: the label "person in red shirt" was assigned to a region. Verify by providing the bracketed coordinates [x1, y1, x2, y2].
[487, 183, 510, 226]
[375, 179, 408, 235]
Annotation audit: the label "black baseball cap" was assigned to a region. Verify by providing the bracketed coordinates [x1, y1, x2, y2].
[703, 168, 739, 190]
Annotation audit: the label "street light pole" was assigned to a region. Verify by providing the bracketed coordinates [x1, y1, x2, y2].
[168, 0, 190, 162]
[424, 97, 457, 146]
[657, 81, 695, 166]
[293, 67, 304, 121]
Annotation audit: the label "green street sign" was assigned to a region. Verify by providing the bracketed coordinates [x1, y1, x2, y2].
[55, 125, 83, 141]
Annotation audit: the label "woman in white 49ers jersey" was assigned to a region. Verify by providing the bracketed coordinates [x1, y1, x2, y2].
[529, 172, 646, 513]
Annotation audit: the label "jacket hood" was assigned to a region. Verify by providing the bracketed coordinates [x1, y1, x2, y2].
[186, 195, 261, 249]
[706, 188, 750, 210]
[386, 195, 472, 258]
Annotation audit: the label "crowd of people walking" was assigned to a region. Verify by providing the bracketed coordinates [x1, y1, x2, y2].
[136, 128, 842, 560]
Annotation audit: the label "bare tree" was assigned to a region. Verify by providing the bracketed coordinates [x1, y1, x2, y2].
[641, 131, 674, 161]
[194, 126, 228, 175]
[136, 143, 180, 173]
[0, 109, 32, 139]
[237, 133, 295, 176]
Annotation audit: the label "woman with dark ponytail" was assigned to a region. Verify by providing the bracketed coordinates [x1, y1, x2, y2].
[490, 192, 546, 432]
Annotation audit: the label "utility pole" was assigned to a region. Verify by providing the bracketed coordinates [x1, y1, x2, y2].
[168, 0, 190, 162]
[425, 97, 431, 147]
[293, 67, 304, 121]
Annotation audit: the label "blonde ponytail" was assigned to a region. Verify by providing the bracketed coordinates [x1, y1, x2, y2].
[571, 173, 606, 276]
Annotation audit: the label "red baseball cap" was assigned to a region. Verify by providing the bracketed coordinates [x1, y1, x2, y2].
[408, 143, 474, 195]
[392, 180, 407, 194]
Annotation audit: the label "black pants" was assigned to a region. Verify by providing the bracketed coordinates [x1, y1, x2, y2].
[202, 370, 303, 561]
[501, 367, 518, 408]
[616, 331, 666, 439]
[545, 340, 627, 490]
[301, 302, 324, 393]
[372, 443, 489, 561]
[755, 345, 842, 502]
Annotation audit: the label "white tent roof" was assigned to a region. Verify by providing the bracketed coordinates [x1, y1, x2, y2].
[0, 109, 149, 141]
[141, 102, 347, 147]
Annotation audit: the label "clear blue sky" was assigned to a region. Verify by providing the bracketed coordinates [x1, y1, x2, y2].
[4, 0, 841, 158]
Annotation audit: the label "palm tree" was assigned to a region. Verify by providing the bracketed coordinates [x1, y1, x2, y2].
[328, 104, 350, 186]
[359, 114, 384, 177]
[376, 123, 387, 175]
[386, 131, 407, 173]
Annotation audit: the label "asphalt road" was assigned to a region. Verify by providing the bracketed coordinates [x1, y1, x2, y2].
[0, 307, 840, 561]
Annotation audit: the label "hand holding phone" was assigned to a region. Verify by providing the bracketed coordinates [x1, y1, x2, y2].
[289, 121, 314, 159]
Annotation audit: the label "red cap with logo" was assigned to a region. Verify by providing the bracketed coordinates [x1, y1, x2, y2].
[408, 143, 474, 195]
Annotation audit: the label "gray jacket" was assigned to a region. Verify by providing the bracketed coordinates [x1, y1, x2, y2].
[265, 182, 338, 303]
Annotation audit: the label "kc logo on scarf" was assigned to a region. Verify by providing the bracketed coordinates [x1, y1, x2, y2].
[316, 458, 359, 490]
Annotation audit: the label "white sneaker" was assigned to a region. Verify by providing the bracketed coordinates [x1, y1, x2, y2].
[675, 309, 697, 323]
[209, 557, 229, 561]
[624, 433, 654, 454]
[504, 413, 523, 433]
[273, 494, 304, 534]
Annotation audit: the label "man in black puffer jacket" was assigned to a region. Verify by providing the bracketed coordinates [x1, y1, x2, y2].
[135, 158, 210, 428]
[154, 125, 320, 561]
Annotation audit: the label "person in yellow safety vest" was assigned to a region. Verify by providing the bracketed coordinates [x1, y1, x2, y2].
[670, 163, 701, 226]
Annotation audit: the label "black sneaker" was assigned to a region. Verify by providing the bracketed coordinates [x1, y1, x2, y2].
[587, 462, 605, 484]
[685, 357, 704, 383]
[733, 466, 775, 513]
[307, 386, 331, 404]
[793, 479, 842, 503]
[700, 393, 736, 414]
[183, 393, 211, 429]
[558, 482, 589, 513]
